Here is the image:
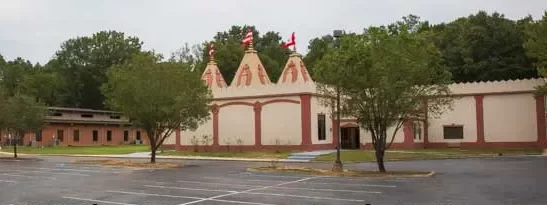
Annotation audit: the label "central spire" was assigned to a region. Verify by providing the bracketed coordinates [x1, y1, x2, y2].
[231, 28, 271, 87]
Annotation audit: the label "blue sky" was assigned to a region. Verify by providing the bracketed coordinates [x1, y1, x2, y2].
[0, 0, 545, 64]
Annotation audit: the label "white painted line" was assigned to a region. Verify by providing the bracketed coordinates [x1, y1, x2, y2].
[269, 186, 381, 194]
[9, 169, 89, 176]
[203, 176, 288, 183]
[144, 185, 236, 193]
[176, 180, 264, 188]
[62, 196, 136, 205]
[237, 173, 304, 179]
[178, 177, 319, 205]
[210, 199, 278, 205]
[35, 167, 122, 174]
[245, 192, 366, 202]
[300, 181, 397, 188]
[0, 179, 16, 183]
[107, 190, 203, 200]
[1, 173, 56, 180]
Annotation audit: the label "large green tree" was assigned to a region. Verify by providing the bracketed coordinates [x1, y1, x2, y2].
[314, 20, 452, 172]
[103, 53, 211, 163]
[524, 12, 547, 94]
[199, 25, 291, 83]
[52, 30, 143, 109]
[0, 93, 47, 158]
[0, 57, 34, 96]
[432, 11, 536, 82]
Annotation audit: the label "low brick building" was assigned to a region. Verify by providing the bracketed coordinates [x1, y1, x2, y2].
[0, 107, 148, 146]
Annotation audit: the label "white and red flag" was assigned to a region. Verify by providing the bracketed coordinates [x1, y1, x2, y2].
[208, 43, 215, 58]
[242, 28, 253, 45]
[282, 32, 296, 49]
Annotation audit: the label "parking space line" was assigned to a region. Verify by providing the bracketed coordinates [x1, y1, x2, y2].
[178, 177, 319, 205]
[300, 181, 397, 188]
[269, 186, 382, 193]
[176, 180, 264, 188]
[8, 169, 90, 176]
[203, 176, 288, 183]
[245, 192, 366, 202]
[210, 199, 278, 205]
[63, 196, 136, 205]
[0, 179, 17, 183]
[144, 185, 237, 193]
[33, 167, 122, 174]
[106, 190, 203, 200]
[236, 173, 305, 179]
[1, 173, 56, 180]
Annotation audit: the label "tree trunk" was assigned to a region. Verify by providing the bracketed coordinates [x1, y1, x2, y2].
[375, 148, 386, 172]
[13, 142, 17, 159]
[150, 146, 156, 163]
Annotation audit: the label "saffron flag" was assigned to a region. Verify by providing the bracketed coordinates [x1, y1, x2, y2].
[282, 32, 296, 48]
[242, 29, 253, 45]
[208, 43, 215, 57]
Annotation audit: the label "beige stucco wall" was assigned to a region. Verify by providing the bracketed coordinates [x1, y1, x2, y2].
[360, 125, 405, 145]
[261, 97, 302, 145]
[182, 118, 214, 146]
[428, 96, 477, 143]
[218, 104, 255, 145]
[483, 93, 537, 142]
[310, 97, 333, 144]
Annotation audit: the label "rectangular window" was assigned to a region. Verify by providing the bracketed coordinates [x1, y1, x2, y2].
[107, 130, 112, 141]
[110, 115, 121, 119]
[136, 131, 141, 141]
[443, 126, 464, 139]
[50, 112, 63, 117]
[57, 130, 64, 142]
[35, 130, 42, 142]
[413, 122, 422, 140]
[318, 114, 326, 140]
[123, 130, 129, 142]
[92, 130, 98, 142]
[73, 130, 79, 142]
[81, 114, 93, 118]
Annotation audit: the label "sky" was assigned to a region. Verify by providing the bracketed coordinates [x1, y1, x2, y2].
[0, 0, 546, 64]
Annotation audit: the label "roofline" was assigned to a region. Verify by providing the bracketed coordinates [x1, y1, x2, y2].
[47, 107, 122, 114]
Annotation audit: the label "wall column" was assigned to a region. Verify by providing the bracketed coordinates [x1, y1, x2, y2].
[474, 95, 485, 144]
[300, 94, 312, 146]
[536, 96, 546, 146]
[212, 105, 220, 146]
[422, 99, 429, 148]
[402, 120, 414, 148]
[253, 102, 262, 146]
[175, 128, 181, 150]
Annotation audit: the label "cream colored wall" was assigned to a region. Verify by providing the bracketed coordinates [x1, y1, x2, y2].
[182, 118, 214, 145]
[218, 104, 255, 145]
[310, 97, 333, 144]
[360, 125, 405, 145]
[261, 97, 302, 145]
[428, 96, 477, 143]
[483, 93, 537, 142]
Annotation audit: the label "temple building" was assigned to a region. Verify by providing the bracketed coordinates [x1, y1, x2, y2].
[163, 42, 547, 151]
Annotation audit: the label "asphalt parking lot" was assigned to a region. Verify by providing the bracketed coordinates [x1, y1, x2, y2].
[1, 156, 547, 205]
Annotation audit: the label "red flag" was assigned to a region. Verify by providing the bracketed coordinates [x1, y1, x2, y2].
[242, 29, 253, 45]
[208, 43, 215, 58]
[282, 32, 296, 48]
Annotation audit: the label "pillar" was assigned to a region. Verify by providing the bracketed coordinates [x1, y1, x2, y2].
[253, 102, 262, 146]
[212, 105, 220, 146]
[474, 95, 485, 144]
[402, 120, 414, 148]
[300, 94, 312, 146]
[536, 96, 546, 145]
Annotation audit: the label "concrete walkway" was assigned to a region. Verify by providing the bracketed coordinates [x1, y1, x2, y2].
[286, 150, 336, 162]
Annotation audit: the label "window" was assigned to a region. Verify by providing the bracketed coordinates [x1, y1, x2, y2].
[107, 130, 112, 141]
[443, 126, 464, 139]
[81, 114, 93, 118]
[413, 122, 421, 140]
[318, 114, 326, 140]
[50, 112, 63, 117]
[123, 130, 129, 142]
[35, 130, 42, 142]
[73, 130, 79, 142]
[136, 131, 141, 141]
[110, 115, 121, 119]
[57, 130, 64, 142]
[92, 130, 98, 142]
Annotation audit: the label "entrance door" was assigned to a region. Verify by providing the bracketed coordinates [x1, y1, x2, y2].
[341, 127, 360, 149]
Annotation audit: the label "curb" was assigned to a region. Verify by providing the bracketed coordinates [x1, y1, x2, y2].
[246, 167, 436, 179]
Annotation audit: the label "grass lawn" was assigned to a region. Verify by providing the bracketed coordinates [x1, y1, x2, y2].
[0, 145, 150, 155]
[159, 150, 293, 159]
[315, 148, 544, 162]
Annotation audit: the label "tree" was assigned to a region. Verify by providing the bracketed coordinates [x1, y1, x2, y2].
[202, 26, 290, 83]
[0, 57, 34, 96]
[525, 12, 547, 94]
[433, 11, 536, 82]
[0, 94, 47, 158]
[20, 69, 61, 106]
[51, 30, 143, 109]
[103, 53, 211, 163]
[304, 35, 333, 77]
[169, 42, 205, 72]
[314, 21, 452, 172]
